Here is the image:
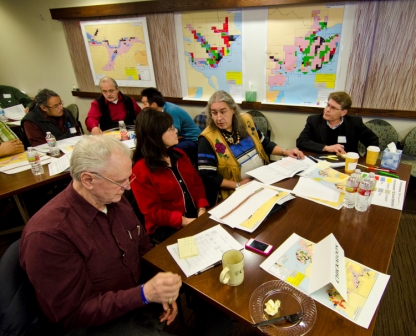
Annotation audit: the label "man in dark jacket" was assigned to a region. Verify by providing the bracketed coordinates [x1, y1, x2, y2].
[296, 91, 378, 154]
[85, 77, 141, 134]
[21, 89, 81, 146]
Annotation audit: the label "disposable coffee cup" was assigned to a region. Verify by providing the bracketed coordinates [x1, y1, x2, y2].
[344, 152, 359, 174]
[219, 249, 244, 286]
[366, 146, 380, 166]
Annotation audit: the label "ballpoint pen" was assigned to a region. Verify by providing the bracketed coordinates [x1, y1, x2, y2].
[357, 163, 396, 173]
[377, 171, 399, 178]
[194, 261, 222, 276]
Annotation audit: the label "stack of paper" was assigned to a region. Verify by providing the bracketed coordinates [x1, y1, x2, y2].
[167, 225, 244, 277]
[260, 233, 390, 329]
[292, 161, 349, 210]
[209, 180, 294, 232]
[0, 152, 56, 174]
[4, 104, 25, 120]
[246, 157, 313, 185]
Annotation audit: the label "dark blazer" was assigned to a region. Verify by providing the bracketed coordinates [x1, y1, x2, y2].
[296, 114, 379, 153]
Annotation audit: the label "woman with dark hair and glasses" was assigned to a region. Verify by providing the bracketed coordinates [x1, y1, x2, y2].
[21, 88, 81, 146]
[131, 108, 209, 243]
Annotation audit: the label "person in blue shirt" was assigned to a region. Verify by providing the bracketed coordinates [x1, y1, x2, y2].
[140, 88, 200, 163]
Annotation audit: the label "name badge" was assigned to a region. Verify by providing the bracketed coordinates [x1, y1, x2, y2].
[3, 94, 11, 98]
[337, 136, 347, 144]
[69, 127, 77, 134]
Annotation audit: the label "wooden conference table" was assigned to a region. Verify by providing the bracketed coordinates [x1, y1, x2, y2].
[143, 161, 412, 335]
[0, 166, 70, 223]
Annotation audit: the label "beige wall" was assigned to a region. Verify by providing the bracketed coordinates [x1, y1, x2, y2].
[1, 0, 415, 146]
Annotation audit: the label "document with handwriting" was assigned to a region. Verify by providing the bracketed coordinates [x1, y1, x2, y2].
[166, 225, 243, 277]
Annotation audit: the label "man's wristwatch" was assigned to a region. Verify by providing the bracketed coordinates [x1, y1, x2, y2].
[235, 182, 240, 189]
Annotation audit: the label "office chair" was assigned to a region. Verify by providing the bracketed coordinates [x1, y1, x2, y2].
[400, 127, 416, 177]
[65, 103, 85, 134]
[0, 239, 60, 335]
[357, 119, 399, 157]
[247, 110, 271, 138]
[193, 111, 207, 132]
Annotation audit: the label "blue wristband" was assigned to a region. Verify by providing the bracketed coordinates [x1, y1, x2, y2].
[140, 284, 149, 305]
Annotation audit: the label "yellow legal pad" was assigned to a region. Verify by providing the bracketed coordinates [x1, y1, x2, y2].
[178, 236, 199, 259]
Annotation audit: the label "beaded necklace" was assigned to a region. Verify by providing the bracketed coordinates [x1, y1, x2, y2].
[221, 130, 240, 145]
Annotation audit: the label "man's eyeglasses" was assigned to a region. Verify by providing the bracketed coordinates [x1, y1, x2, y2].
[45, 101, 64, 110]
[325, 103, 343, 111]
[89, 172, 136, 190]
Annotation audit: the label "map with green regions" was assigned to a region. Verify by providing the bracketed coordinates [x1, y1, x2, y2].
[261, 233, 390, 328]
[80, 18, 155, 87]
[179, 9, 243, 100]
[266, 4, 344, 106]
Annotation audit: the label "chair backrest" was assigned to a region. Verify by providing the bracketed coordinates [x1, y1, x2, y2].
[402, 127, 416, 157]
[193, 111, 207, 132]
[0, 239, 59, 335]
[357, 119, 399, 156]
[65, 104, 79, 121]
[65, 104, 84, 134]
[247, 110, 270, 138]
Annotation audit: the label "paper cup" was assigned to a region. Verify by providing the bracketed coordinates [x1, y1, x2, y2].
[366, 146, 380, 166]
[344, 152, 359, 174]
[219, 249, 244, 286]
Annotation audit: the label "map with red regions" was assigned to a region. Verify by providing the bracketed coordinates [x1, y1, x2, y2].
[266, 4, 344, 106]
[181, 9, 243, 100]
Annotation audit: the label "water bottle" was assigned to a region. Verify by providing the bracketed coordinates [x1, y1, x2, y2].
[26, 147, 44, 175]
[354, 169, 362, 183]
[0, 104, 7, 122]
[343, 174, 358, 208]
[355, 177, 371, 212]
[119, 120, 129, 141]
[367, 172, 377, 206]
[45, 132, 60, 156]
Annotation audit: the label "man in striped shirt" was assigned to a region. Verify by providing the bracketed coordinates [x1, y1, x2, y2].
[0, 121, 24, 157]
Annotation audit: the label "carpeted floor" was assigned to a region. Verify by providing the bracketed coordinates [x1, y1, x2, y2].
[1, 178, 415, 335]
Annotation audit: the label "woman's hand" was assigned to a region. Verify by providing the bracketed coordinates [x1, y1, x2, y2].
[285, 148, 305, 159]
[197, 208, 206, 217]
[182, 217, 195, 226]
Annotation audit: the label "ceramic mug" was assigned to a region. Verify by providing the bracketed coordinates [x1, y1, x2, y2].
[219, 249, 244, 286]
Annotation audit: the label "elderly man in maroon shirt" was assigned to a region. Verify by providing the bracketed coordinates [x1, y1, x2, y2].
[20, 135, 181, 334]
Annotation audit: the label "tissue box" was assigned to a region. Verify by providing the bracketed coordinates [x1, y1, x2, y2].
[380, 148, 402, 170]
[245, 91, 257, 102]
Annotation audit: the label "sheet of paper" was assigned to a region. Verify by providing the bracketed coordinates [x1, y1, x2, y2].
[247, 157, 312, 184]
[122, 138, 136, 149]
[299, 161, 349, 192]
[56, 136, 83, 154]
[309, 234, 348, 302]
[166, 224, 244, 277]
[0, 155, 55, 174]
[260, 233, 390, 329]
[370, 176, 406, 210]
[48, 153, 72, 176]
[208, 181, 278, 227]
[6, 120, 21, 126]
[178, 236, 199, 259]
[3, 104, 25, 120]
[293, 177, 341, 202]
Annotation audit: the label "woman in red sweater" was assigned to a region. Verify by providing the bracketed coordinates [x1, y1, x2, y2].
[131, 108, 209, 243]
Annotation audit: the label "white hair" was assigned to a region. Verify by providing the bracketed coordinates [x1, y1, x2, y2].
[70, 135, 131, 181]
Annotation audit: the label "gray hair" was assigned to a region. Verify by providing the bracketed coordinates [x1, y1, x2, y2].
[205, 90, 248, 138]
[35, 89, 59, 107]
[70, 135, 131, 181]
[99, 76, 119, 89]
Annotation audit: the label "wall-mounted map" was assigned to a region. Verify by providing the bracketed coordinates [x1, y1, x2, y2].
[177, 9, 243, 101]
[80, 17, 156, 87]
[266, 4, 344, 106]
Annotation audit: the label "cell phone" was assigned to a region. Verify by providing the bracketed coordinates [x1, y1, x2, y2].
[245, 238, 273, 256]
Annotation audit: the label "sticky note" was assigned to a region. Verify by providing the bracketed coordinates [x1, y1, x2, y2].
[178, 236, 199, 259]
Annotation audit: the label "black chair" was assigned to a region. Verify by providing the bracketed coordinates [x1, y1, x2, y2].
[0, 239, 60, 335]
[66, 103, 84, 134]
[247, 110, 271, 138]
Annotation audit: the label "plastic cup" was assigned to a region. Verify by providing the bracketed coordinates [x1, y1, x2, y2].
[366, 146, 380, 166]
[345, 152, 359, 174]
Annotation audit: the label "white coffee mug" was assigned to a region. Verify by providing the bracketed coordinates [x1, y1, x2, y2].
[219, 249, 244, 286]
